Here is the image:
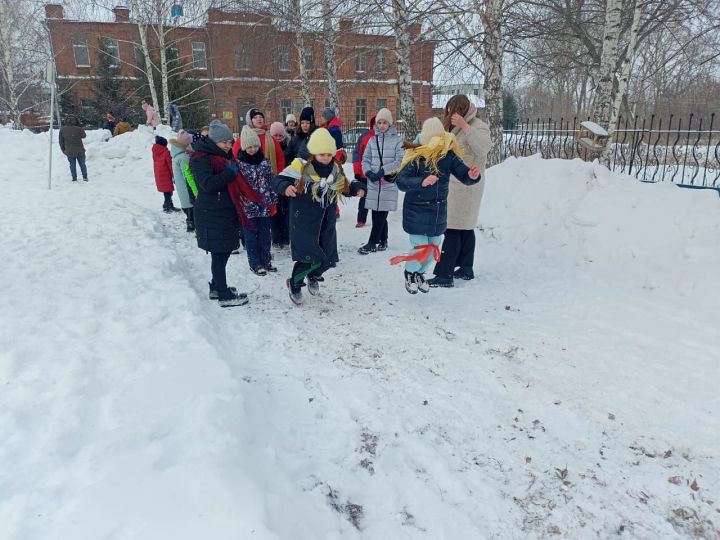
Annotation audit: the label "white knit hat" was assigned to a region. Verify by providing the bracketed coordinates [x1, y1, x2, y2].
[240, 125, 261, 150]
[285, 113, 297, 124]
[375, 108, 393, 125]
[419, 117, 445, 145]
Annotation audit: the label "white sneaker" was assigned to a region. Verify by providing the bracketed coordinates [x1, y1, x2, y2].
[404, 271, 418, 294]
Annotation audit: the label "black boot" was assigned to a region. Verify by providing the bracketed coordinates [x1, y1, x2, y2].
[404, 270, 418, 294]
[427, 275, 454, 288]
[184, 209, 195, 232]
[217, 287, 249, 307]
[208, 281, 242, 300]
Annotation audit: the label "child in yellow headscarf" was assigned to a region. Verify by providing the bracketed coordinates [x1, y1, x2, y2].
[393, 117, 480, 294]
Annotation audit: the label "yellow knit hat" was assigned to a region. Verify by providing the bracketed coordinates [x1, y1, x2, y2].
[307, 127, 337, 155]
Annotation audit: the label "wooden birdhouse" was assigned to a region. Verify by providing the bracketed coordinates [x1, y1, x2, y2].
[577, 121, 609, 152]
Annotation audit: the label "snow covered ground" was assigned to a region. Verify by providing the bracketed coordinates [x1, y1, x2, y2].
[1, 126, 719, 539]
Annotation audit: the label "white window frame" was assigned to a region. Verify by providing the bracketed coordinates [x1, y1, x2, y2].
[73, 44, 90, 68]
[355, 48, 367, 73]
[278, 45, 290, 71]
[355, 98, 367, 123]
[103, 38, 120, 68]
[376, 48, 387, 74]
[303, 46, 314, 70]
[192, 42, 207, 70]
[235, 44, 250, 71]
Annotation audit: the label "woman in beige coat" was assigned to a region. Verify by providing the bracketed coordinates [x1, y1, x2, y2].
[428, 95, 491, 287]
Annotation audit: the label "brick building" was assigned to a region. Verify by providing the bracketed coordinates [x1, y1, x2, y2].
[45, 4, 435, 132]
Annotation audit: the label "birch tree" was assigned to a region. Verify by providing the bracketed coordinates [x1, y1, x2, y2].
[321, 0, 340, 111]
[391, 0, 418, 135]
[0, 0, 48, 125]
[592, 0, 623, 128]
[602, 2, 641, 162]
[129, 0, 160, 112]
[290, 0, 312, 105]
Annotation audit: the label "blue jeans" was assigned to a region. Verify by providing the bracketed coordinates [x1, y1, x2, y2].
[243, 217, 272, 269]
[67, 155, 87, 180]
[405, 234, 442, 273]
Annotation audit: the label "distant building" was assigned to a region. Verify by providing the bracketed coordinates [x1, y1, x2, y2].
[45, 4, 436, 131]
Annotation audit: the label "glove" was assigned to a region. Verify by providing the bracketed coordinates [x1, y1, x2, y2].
[377, 168, 385, 179]
[365, 170, 380, 182]
[226, 161, 239, 175]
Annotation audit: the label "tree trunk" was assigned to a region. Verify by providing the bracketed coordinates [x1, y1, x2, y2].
[602, 4, 641, 164]
[482, 0, 504, 166]
[592, 0, 623, 128]
[0, 0, 20, 125]
[131, 0, 159, 111]
[391, 0, 418, 136]
[157, 21, 170, 122]
[291, 0, 311, 106]
[322, 0, 339, 112]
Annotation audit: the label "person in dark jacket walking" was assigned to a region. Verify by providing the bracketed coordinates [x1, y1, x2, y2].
[287, 106, 316, 162]
[189, 120, 250, 307]
[272, 128, 365, 305]
[237, 126, 278, 275]
[393, 117, 480, 294]
[152, 136, 180, 212]
[59, 115, 88, 182]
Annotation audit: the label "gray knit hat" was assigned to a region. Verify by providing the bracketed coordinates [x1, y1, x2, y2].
[321, 107, 336, 122]
[208, 120, 233, 143]
[240, 125, 261, 151]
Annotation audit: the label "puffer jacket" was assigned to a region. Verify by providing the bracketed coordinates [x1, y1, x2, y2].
[446, 113, 492, 230]
[170, 141, 194, 208]
[59, 124, 86, 157]
[152, 143, 174, 192]
[361, 125, 404, 212]
[396, 151, 480, 236]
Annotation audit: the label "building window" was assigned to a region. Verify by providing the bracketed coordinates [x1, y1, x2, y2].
[355, 99, 367, 123]
[192, 42, 207, 69]
[235, 44, 249, 70]
[324, 98, 331, 109]
[376, 98, 387, 111]
[281, 99, 292, 118]
[80, 98, 94, 114]
[73, 44, 90, 67]
[376, 48, 387, 73]
[355, 48, 367, 72]
[294, 98, 315, 114]
[102, 38, 120, 68]
[278, 46, 290, 71]
[134, 45, 144, 64]
[303, 46, 314, 70]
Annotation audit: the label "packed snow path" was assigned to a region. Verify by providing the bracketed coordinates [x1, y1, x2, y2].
[1, 127, 718, 539]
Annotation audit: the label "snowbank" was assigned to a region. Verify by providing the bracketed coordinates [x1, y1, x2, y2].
[2, 129, 718, 539]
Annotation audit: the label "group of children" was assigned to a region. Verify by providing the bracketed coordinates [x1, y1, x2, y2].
[151, 106, 481, 307]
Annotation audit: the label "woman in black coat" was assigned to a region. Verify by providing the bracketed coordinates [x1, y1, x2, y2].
[189, 120, 248, 307]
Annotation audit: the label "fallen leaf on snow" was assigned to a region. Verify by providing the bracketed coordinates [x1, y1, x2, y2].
[690, 479, 699, 491]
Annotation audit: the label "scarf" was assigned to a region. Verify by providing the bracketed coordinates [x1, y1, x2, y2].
[282, 158, 348, 207]
[253, 127, 279, 174]
[452, 105, 477, 136]
[399, 131, 464, 175]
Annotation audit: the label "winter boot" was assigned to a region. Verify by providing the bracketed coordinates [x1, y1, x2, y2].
[286, 278, 303, 305]
[358, 243, 377, 255]
[377, 241, 388, 251]
[217, 287, 249, 307]
[208, 281, 242, 300]
[250, 266, 267, 276]
[404, 270, 418, 294]
[264, 263, 278, 273]
[355, 221, 366, 228]
[427, 275, 454, 288]
[414, 272, 430, 293]
[184, 209, 195, 232]
[307, 276, 321, 296]
[453, 267, 474, 280]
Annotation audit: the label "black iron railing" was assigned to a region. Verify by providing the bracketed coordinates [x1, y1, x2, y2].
[502, 114, 720, 187]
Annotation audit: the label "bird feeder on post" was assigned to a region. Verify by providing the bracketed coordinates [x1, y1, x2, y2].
[577, 120, 609, 153]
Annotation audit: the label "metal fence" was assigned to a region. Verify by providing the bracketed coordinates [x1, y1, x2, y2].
[502, 113, 720, 187]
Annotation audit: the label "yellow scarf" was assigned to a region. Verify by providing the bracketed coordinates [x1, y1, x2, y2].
[399, 132, 464, 174]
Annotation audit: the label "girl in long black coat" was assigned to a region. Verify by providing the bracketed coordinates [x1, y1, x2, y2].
[272, 128, 365, 305]
[189, 120, 248, 307]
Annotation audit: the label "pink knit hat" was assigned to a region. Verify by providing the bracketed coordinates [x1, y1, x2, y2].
[176, 129, 192, 147]
[269, 122, 286, 138]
